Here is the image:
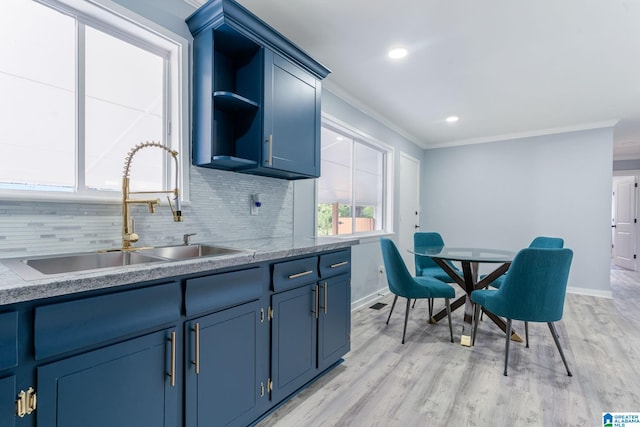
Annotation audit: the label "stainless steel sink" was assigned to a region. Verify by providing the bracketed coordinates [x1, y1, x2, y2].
[4, 251, 164, 280]
[142, 244, 243, 260]
[3, 244, 244, 280]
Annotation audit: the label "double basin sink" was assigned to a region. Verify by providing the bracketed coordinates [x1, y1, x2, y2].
[5, 244, 244, 280]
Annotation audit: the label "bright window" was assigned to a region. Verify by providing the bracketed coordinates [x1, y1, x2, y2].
[0, 0, 184, 198]
[317, 122, 389, 236]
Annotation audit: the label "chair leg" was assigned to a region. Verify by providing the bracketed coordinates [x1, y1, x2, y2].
[548, 322, 572, 377]
[504, 318, 512, 376]
[402, 298, 411, 344]
[386, 295, 398, 325]
[428, 298, 434, 318]
[525, 321, 529, 348]
[472, 304, 481, 346]
[445, 298, 453, 343]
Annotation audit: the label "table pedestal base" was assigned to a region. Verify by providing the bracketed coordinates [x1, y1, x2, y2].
[429, 260, 523, 344]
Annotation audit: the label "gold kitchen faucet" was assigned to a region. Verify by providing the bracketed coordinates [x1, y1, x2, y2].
[121, 141, 182, 250]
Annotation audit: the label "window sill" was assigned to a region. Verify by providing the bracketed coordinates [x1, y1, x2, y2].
[0, 190, 191, 206]
[322, 231, 394, 244]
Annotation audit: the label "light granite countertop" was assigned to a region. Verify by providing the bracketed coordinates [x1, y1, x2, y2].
[0, 236, 359, 306]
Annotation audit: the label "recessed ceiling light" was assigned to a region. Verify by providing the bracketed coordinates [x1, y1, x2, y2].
[388, 48, 408, 59]
[446, 116, 459, 123]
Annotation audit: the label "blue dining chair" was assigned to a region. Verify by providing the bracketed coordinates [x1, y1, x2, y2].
[471, 247, 574, 376]
[413, 232, 462, 316]
[487, 236, 564, 289]
[414, 232, 461, 281]
[380, 238, 455, 344]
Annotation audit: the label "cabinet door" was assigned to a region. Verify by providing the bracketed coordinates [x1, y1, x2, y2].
[0, 376, 15, 427]
[263, 51, 321, 177]
[318, 274, 351, 371]
[37, 329, 179, 427]
[185, 299, 269, 427]
[270, 283, 318, 403]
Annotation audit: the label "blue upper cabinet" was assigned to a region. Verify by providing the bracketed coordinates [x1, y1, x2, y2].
[187, 0, 330, 180]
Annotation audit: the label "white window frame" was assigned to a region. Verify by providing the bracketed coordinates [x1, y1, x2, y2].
[317, 115, 394, 237]
[0, 0, 190, 203]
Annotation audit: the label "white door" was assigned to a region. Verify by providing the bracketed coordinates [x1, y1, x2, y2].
[398, 153, 420, 272]
[613, 176, 637, 270]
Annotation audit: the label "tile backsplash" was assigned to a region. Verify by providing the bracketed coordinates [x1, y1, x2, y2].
[0, 167, 293, 258]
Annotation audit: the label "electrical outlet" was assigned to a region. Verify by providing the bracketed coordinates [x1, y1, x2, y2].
[250, 194, 261, 215]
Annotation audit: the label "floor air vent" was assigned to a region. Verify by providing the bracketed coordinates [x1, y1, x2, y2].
[369, 302, 387, 310]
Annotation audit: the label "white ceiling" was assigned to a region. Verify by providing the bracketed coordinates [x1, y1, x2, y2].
[229, 0, 640, 159]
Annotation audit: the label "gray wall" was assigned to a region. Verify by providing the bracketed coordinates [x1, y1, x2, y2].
[422, 127, 614, 296]
[110, 0, 194, 39]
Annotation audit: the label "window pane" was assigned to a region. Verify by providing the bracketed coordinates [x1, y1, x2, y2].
[318, 128, 352, 235]
[354, 142, 384, 232]
[0, 0, 75, 190]
[85, 27, 164, 192]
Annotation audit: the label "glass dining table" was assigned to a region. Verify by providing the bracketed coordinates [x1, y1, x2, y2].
[409, 246, 521, 346]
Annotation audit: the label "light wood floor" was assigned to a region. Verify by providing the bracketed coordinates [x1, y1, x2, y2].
[258, 266, 640, 427]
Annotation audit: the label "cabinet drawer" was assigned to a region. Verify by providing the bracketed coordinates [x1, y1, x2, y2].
[0, 312, 18, 371]
[272, 256, 318, 292]
[185, 266, 267, 316]
[319, 250, 351, 278]
[34, 282, 181, 360]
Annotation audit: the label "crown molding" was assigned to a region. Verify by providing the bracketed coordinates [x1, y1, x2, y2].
[183, 0, 205, 8]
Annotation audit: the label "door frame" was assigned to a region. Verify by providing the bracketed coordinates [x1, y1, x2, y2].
[398, 152, 421, 272]
[612, 173, 638, 271]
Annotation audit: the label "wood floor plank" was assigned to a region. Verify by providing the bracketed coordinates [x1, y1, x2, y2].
[257, 267, 640, 427]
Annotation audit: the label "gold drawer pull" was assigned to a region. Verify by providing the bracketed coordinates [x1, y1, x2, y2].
[329, 261, 349, 268]
[267, 134, 273, 166]
[323, 283, 328, 314]
[312, 285, 319, 319]
[288, 270, 313, 279]
[168, 331, 176, 387]
[193, 322, 200, 375]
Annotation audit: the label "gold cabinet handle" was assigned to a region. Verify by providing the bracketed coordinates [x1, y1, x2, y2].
[168, 331, 176, 387]
[288, 270, 313, 279]
[323, 283, 328, 314]
[266, 134, 273, 166]
[329, 261, 349, 268]
[16, 388, 36, 417]
[193, 323, 200, 375]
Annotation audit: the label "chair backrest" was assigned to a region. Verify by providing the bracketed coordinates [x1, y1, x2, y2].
[414, 232, 445, 273]
[496, 248, 573, 322]
[529, 236, 564, 249]
[380, 238, 415, 297]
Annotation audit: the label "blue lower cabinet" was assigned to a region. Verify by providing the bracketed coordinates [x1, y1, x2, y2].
[0, 376, 15, 427]
[37, 329, 179, 427]
[270, 283, 318, 403]
[185, 299, 269, 427]
[318, 274, 351, 371]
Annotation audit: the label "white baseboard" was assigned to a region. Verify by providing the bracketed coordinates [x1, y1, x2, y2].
[567, 286, 613, 299]
[350, 286, 612, 312]
[351, 288, 390, 311]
